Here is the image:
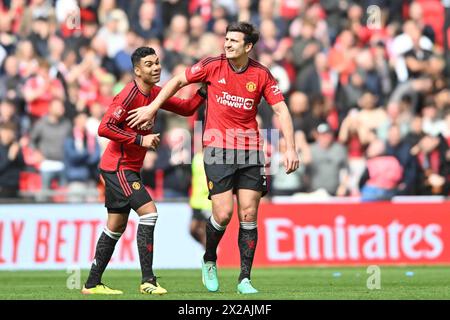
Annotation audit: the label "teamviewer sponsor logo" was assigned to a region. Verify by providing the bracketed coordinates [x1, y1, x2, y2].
[265, 216, 444, 262]
[216, 92, 254, 110]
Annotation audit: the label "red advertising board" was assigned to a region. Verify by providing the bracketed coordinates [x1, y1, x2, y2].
[217, 202, 450, 266]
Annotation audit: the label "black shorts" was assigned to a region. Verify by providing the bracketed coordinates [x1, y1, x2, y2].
[203, 147, 267, 199]
[100, 169, 152, 214]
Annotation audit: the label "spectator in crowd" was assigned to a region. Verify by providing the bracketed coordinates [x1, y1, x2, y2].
[338, 108, 366, 196]
[23, 58, 65, 121]
[96, 9, 128, 59]
[359, 139, 404, 202]
[28, 15, 51, 58]
[385, 125, 419, 195]
[306, 123, 349, 196]
[86, 102, 108, 154]
[287, 91, 309, 133]
[421, 97, 446, 137]
[354, 91, 387, 146]
[0, 123, 24, 198]
[0, 56, 24, 108]
[271, 135, 309, 196]
[320, 0, 349, 44]
[30, 98, 71, 201]
[0, 99, 21, 136]
[290, 18, 322, 90]
[63, 111, 101, 202]
[411, 134, 449, 196]
[130, 1, 163, 40]
[390, 20, 433, 82]
[155, 128, 192, 199]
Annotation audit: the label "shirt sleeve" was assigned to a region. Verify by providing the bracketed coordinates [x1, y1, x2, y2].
[185, 58, 210, 83]
[160, 90, 205, 116]
[262, 71, 285, 106]
[98, 87, 142, 146]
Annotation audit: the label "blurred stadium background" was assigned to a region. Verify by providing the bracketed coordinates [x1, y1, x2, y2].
[0, 0, 450, 299]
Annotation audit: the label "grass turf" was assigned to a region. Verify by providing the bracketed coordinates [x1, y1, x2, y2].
[0, 266, 450, 300]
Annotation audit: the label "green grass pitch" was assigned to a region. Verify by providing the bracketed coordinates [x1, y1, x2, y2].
[1, 266, 450, 300]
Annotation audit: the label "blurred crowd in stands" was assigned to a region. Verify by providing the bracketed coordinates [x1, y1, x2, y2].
[0, 0, 449, 202]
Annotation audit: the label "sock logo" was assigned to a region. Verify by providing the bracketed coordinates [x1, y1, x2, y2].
[147, 244, 153, 252]
[247, 240, 256, 250]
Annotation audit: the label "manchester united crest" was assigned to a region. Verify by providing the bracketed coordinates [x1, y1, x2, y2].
[132, 182, 141, 190]
[246, 82, 256, 92]
[208, 181, 214, 190]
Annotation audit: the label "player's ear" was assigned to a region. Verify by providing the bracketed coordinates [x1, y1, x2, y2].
[244, 42, 253, 53]
[134, 65, 141, 77]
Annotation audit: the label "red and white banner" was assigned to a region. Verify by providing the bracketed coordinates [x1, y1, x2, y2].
[218, 202, 450, 266]
[1, 202, 450, 269]
[0, 203, 204, 270]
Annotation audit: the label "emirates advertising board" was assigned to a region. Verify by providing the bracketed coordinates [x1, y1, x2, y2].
[0, 202, 449, 270]
[217, 202, 450, 266]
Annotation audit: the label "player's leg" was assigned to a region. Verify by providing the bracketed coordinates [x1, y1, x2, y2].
[236, 188, 261, 294]
[82, 209, 129, 295]
[201, 147, 236, 291]
[82, 170, 131, 294]
[127, 170, 167, 295]
[234, 161, 267, 294]
[200, 190, 234, 292]
[135, 201, 166, 295]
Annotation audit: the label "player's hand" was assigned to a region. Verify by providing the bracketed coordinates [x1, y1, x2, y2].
[127, 104, 157, 129]
[141, 133, 160, 149]
[284, 149, 300, 174]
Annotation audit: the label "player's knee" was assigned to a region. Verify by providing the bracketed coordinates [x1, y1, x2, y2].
[139, 212, 158, 226]
[104, 226, 124, 240]
[239, 206, 258, 222]
[213, 212, 232, 226]
[107, 220, 127, 234]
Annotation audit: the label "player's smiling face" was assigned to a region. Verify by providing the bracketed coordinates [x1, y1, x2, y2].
[224, 32, 252, 59]
[137, 54, 161, 84]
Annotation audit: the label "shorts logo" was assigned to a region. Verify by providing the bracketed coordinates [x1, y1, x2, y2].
[208, 181, 214, 190]
[246, 82, 256, 92]
[132, 182, 141, 190]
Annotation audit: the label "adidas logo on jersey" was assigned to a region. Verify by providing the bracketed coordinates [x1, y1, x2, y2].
[218, 78, 226, 84]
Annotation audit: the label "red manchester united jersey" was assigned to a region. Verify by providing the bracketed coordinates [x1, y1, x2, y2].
[185, 54, 284, 150]
[99, 81, 204, 172]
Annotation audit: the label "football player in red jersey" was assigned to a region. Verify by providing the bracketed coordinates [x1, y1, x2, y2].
[81, 47, 206, 295]
[127, 23, 299, 294]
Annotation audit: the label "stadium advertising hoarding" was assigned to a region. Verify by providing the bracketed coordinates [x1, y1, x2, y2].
[0, 203, 204, 270]
[0, 202, 449, 269]
[218, 202, 450, 267]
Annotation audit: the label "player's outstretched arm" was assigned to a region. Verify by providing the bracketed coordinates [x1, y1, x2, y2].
[272, 101, 300, 174]
[161, 85, 206, 116]
[127, 72, 190, 128]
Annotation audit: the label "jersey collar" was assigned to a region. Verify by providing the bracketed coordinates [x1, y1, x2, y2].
[227, 58, 250, 74]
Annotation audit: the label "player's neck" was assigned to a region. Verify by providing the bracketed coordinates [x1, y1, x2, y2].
[228, 56, 249, 72]
[134, 78, 153, 94]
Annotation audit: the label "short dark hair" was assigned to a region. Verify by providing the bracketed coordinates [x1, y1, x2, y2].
[226, 22, 259, 46]
[131, 47, 156, 68]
